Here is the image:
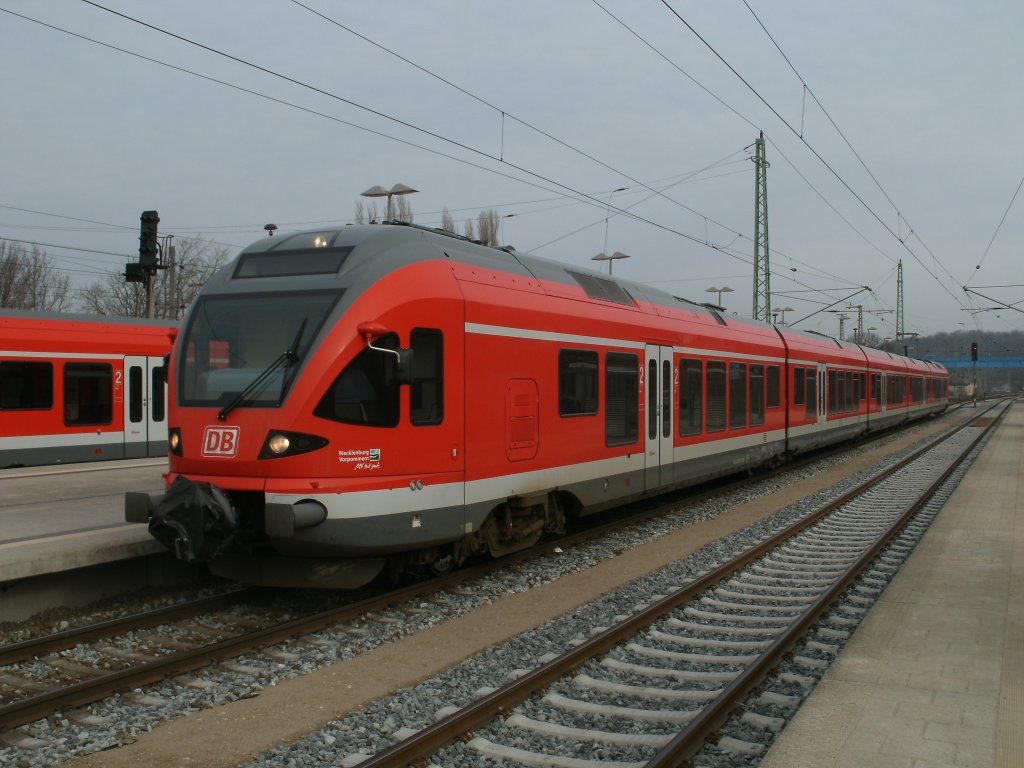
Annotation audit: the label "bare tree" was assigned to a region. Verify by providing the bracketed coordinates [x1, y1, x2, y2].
[0, 240, 72, 310]
[79, 236, 231, 319]
[440, 207, 456, 233]
[463, 219, 475, 241]
[476, 209, 500, 246]
[354, 200, 380, 224]
[394, 196, 414, 223]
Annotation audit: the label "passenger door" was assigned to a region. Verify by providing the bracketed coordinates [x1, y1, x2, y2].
[123, 356, 147, 458]
[644, 345, 674, 490]
[123, 355, 168, 458]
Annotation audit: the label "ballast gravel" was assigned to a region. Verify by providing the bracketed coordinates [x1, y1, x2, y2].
[0, 411, 988, 767]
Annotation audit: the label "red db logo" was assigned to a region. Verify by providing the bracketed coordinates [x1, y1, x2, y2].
[202, 426, 240, 458]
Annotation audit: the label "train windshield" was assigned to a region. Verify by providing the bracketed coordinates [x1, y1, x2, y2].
[178, 290, 340, 408]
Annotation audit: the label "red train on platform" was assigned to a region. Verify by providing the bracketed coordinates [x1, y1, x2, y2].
[124, 223, 948, 587]
[0, 310, 174, 467]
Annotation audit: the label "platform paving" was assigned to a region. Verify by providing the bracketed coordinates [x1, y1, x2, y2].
[759, 403, 1024, 768]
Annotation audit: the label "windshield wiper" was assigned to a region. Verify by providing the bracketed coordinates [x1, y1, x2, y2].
[217, 318, 308, 422]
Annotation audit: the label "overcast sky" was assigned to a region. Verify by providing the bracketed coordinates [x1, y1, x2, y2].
[3, 0, 1022, 346]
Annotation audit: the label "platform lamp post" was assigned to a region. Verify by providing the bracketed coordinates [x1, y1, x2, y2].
[705, 286, 733, 308]
[591, 251, 630, 275]
[773, 306, 795, 325]
[361, 183, 418, 221]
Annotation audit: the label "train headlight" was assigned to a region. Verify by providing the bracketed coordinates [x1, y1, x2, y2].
[258, 430, 328, 460]
[267, 434, 291, 455]
[168, 428, 183, 456]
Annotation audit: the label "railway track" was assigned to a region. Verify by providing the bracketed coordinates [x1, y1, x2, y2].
[330, 400, 1008, 767]
[0, 404, 994, 747]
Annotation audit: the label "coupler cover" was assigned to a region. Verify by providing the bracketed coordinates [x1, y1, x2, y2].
[149, 476, 239, 563]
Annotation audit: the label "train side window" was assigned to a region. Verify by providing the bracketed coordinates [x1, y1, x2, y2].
[793, 366, 805, 406]
[706, 362, 726, 433]
[679, 359, 702, 436]
[64, 363, 113, 426]
[411, 329, 444, 426]
[558, 349, 598, 417]
[0, 361, 53, 410]
[873, 373, 882, 407]
[662, 359, 671, 439]
[152, 366, 166, 422]
[805, 369, 816, 418]
[605, 352, 639, 446]
[648, 360, 658, 440]
[827, 370, 837, 415]
[766, 365, 780, 409]
[750, 364, 764, 427]
[129, 366, 143, 423]
[314, 333, 400, 427]
[729, 362, 747, 430]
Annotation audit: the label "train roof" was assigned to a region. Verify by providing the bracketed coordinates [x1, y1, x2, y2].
[0, 308, 176, 328]
[220, 223, 944, 374]
[226, 223, 771, 335]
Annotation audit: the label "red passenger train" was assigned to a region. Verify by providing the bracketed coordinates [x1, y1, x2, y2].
[0, 310, 174, 467]
[124, 224, 948, 587]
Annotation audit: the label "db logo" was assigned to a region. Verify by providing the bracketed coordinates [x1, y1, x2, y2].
[202, 426, 240, 458]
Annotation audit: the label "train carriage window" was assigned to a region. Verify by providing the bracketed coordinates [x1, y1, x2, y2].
[873, 373, 882, 407]
[706, 361, 726, 433]
[605, 353, 639, 446]
[729, 362, 747, 430]
[648, 360, 658, 440]
[0, 361, 53, 410]
[766, 365, 780, 409]
[679, 359, 702, 437]
[805, 369, 816, 418]
[750, 364, 764, 427]
[793, 366, 805, 406]
[129, 366, 144, 423]
[314, 333, 400, 427]
[828, 370, 837, 415]
[411, 329, 444, 425]
[662, 360, 671, 438]
[558, 349, 598, 417]
[64, 363, 113, 426]
[845, 371, 854, 413]
[152, 366, 166, 422]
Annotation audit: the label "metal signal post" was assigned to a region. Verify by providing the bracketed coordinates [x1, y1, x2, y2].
[124, 210, 163, 318]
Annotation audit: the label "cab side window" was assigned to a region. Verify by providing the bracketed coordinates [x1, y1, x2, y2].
[411, 329, 443, 426]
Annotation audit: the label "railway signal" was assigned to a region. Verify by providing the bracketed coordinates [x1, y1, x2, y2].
[139, 210, 160, 267]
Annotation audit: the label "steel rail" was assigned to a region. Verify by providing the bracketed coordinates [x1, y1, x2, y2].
[0, 403, 989, 732]
[352, 401, 1006, 768]
[0, 588, 252, 667]
[646, 401, 1009, 766]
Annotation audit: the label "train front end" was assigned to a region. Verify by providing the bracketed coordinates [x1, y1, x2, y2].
[125, 226, 465, 588]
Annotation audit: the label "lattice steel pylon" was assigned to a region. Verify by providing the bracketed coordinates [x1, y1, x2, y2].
[752, 132, 771, 322]
[895, 260, 904, 343]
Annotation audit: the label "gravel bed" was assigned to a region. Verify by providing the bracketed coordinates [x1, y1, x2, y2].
[0, 411, 980, 766]
[248, 415, 991, 768]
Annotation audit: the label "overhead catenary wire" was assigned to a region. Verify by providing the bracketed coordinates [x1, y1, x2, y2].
[655, 0, 970, 311]
[965, 172, 1024, 286]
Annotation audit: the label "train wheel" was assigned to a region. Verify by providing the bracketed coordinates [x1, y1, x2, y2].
[427, 553, 455, 576]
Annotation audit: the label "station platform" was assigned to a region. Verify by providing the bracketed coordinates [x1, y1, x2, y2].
[0, 458, 168, 581]
[760, 402, 1023, 768]
[0, 458, 188, 620]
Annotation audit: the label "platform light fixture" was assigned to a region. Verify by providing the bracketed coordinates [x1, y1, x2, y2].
[705, 286, 733, 307]
[591, 250, 630, 275]
[361, 183, 418, 221]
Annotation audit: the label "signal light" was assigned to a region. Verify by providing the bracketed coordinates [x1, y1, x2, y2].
[971, 342, 978, 361]
[139, 210, 160, 268]
[124, 263, 147, 283]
